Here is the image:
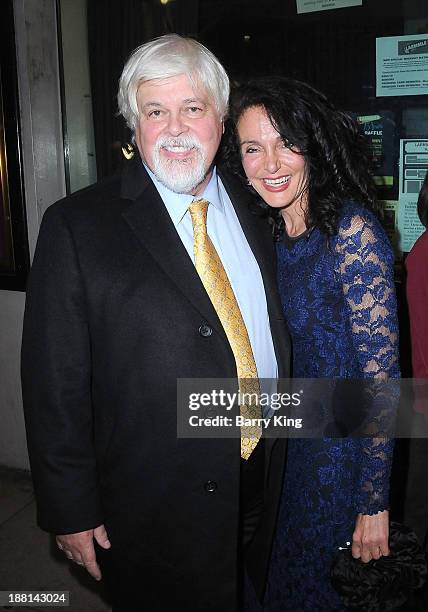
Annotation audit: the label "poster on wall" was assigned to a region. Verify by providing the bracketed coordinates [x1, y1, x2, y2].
[355, 112, 395, 187]
[397, 139, 428, 252]
[296, 0, 362, 14]
[376, 34, 428, 97]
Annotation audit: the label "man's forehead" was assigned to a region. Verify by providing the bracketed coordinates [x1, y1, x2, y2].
[136, 74, 210, 104]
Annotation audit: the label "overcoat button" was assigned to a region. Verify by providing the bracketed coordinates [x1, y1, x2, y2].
[204, 480, 217, 493]
[199, 324, 213, 337]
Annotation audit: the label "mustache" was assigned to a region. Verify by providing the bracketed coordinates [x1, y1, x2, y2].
[154, 135, 203, 153]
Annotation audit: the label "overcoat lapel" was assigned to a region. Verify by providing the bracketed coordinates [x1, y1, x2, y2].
[120, 158, 229, 344]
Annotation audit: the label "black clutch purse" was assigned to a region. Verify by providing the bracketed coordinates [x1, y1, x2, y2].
[331, 522, 428, 611]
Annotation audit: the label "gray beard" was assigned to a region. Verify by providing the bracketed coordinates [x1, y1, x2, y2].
[152, 138, 207, 194]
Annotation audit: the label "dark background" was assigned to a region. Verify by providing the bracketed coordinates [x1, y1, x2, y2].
[85, 0, 427, 190]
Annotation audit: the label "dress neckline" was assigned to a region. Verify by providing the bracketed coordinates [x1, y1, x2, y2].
[282, 226, 312, 249]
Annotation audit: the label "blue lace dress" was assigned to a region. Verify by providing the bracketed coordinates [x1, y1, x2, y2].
[260, 202, 400, 611]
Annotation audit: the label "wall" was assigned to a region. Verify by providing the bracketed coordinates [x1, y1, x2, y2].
[0, 0, 65, 469]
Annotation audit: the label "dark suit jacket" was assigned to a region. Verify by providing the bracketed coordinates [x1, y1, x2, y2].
[21, 157, 290, 611]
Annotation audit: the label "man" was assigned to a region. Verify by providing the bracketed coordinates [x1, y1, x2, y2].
[22, 34, 290, 611]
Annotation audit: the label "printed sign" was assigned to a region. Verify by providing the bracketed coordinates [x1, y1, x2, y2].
[296, 0, 362, 14]
[397, 140, 428, 252]
[355, 112, 395, 187]
[376, 34, 428, 97]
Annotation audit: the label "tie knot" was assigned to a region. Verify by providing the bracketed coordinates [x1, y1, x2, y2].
[189, 199, 209, 227]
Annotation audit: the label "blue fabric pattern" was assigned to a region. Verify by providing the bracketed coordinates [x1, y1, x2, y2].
[256, 202, 400, 611]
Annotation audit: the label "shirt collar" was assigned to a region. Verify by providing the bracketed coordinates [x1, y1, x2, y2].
[143, 163, 224, 228]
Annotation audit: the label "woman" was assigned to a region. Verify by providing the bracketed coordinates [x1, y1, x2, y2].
[225, 77, 400, 610]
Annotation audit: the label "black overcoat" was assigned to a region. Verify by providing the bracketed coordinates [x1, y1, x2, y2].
[21, 157, 291, 611]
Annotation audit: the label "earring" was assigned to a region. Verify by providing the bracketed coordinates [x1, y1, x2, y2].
[247, 179, 252, 186]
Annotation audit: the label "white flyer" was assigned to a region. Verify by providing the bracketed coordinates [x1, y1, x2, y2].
[376, 34, 428, 97]
[397, 140, 428, 252]
[296, 0, 362, 14]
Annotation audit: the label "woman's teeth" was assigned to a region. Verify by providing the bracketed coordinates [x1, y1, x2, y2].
[263, 176, 290, 186]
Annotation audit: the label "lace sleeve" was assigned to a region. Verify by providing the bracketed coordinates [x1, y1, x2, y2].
[334, 210, 400, 515]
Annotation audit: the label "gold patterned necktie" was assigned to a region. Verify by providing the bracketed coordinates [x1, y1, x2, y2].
[189, 199, 262, 460]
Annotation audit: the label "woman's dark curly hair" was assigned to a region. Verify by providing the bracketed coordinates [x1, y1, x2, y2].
[417, 170, 428, 228]
[222, 76, 379, 237]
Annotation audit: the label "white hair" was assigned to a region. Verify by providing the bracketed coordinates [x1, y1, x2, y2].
[118, 34, 230, 131]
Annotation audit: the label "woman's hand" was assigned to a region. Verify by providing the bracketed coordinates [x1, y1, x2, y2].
[351, 510, 390, 563]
